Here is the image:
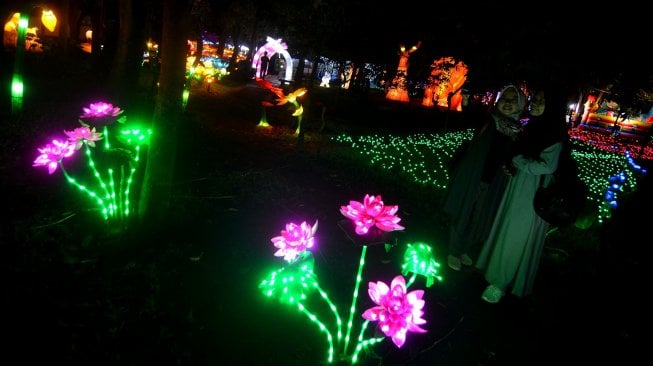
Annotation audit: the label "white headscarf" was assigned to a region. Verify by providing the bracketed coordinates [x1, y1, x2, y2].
[493, 85, 526, 138]
[496, 84, 526, 121]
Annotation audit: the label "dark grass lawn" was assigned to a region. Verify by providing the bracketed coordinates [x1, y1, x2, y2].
[1, 56, 648, 365]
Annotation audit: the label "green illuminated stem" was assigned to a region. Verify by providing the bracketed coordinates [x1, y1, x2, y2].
[351, 335, 385, 364]
[350, 320, 385, 363]
[356, 320, 370, 344]
[350, 319, 370, 363]
[406, 273, 417, 288]
[314, 283, 343, 344]
[258, 106, 270, 127]
[11, 13, 27, 115]
[118, 165, 125, 221]
[122, 146, 140, 217]
[293, 100, 301, 135]
[60, 163, 108, 220]
[343, 245, 368, 355]
[103, 126, 110, 149]
[83, 143, 112, 210]
[108, 168, 117, 217]
[297, 302, 334, 364]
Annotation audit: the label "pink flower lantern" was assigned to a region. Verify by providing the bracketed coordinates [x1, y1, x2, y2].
[340, 194, 405, 235]
[271, 220, 318, 262]
[362, 275, 427, 348]
[33, 139, 76, 174]
[64, 126, 103, 150]
[79, 101, 124, 125]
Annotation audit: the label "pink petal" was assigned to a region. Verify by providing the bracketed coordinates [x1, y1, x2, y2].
[407, 290, 425, 307]
[368, 281, 389, 304]
[47, 162, 58, 174]
[390, 275, 407, 293]
[362, 306, 383, 321]
[391, 329, 407, 348]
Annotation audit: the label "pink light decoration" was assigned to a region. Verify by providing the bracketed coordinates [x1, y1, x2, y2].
[362, 275, 427, 348]
[64, 126, 103, 150]
[271, 220, 318, 262]
[33, 140, 76, 174]
[340, 194, 405, 235]
[252, 36, 293, 81]
[80, 102, 123, 119]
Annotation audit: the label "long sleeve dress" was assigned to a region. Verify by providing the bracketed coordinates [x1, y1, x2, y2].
[475, 141, 562, 297]
[441, 114, 520, 257]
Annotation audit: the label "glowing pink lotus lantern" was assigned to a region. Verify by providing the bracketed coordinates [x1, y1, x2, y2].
[80, 102, 124, 125]
[271, 220, 318, 262]
[33, 139, 76, 174]
[340, 194, 405, 235]
[362, 275, 427, 348]
[259, 195, 434, 364]
[64, 126, 103, 150]
[33, 101, 150, 224]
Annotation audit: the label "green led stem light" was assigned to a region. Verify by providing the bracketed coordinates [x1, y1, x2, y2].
[260, 197, 438, 364]
[11, 13, 28, 115]
[33, 102, 152, 228]
[342, 244, 367, 355]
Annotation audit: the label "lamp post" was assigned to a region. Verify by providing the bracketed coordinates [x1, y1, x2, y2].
[10, 6, 57, 116]
[11, 13, 28, 115]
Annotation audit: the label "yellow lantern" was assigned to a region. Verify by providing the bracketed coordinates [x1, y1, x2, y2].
[41, 10, 57, 32]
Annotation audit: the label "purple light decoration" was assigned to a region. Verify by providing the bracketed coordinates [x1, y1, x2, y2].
[271, 220, 318, 262]
[64, 126, 103, 150]
[32, 101, 149, 223]
[339, 193, 405, 356]
[340, 194, 405, 235]
[251, 36, 293, 81]
[80, 102, 123, 119]
[362, 275, 427, 348]
[33, 139, 76, 174]
[259, 194, 435, 364]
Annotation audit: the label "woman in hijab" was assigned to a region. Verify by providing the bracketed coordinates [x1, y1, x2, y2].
[442, 85, 526, 271]
[475, 85, 569, 303]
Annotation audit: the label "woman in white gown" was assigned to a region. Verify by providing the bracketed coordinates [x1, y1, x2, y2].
[476, 86, 570, 303]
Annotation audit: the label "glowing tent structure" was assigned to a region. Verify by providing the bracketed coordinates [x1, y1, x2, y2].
[252, 36, 293, 82]
[421, 57, 468, 111]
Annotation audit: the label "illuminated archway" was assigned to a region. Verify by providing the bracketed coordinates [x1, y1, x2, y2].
[252, 36, 293, 82]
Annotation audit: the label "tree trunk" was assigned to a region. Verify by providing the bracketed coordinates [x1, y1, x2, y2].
[111, 0, 148, 105]
[138, 0, 191, 224]
[91, 0, 105, 73]
[295, 55, 305, 85]
[59, 0, 71, 57]
[228, 28, 241, 71]
[110, 0, 132, 95]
